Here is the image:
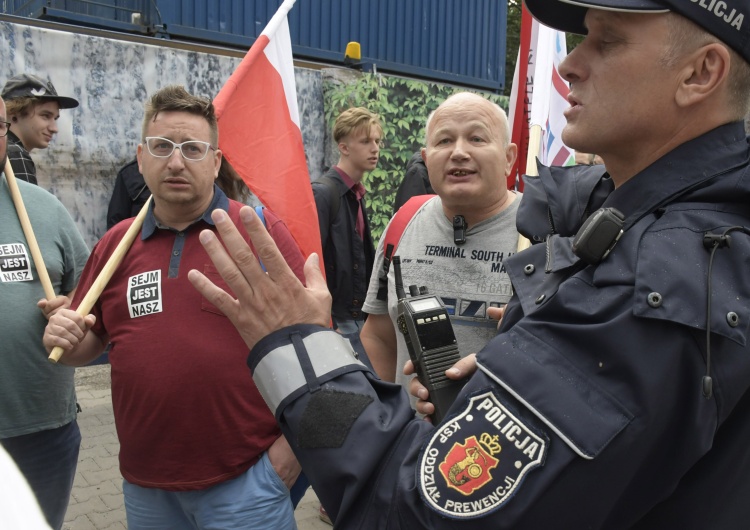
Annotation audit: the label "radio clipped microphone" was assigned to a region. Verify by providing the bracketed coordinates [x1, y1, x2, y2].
[453, 215, 467, 245]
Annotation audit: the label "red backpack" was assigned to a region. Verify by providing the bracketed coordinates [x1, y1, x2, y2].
[375, 194, 434, 301]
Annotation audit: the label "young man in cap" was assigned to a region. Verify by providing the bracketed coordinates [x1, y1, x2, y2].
[1, 73, 79, 185]
[188, 0, 750, 527]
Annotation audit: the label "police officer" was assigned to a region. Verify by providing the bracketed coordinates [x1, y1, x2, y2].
[189, 1, 750, 528]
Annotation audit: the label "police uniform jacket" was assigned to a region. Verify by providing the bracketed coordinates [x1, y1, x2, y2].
[249, 121, 750, 529]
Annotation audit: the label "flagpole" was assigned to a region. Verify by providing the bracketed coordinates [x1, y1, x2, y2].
[525, 125, 542, 179]
[262, 0, 297, 37]
[48, 195, 153, 363]
[4, 159, 55, 300]
[516, 125, 541, 252]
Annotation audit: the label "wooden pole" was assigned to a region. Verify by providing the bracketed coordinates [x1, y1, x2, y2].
[516, 124, 542, 252]
[48, 195, 153, 363]
[4, 159, 56, 300]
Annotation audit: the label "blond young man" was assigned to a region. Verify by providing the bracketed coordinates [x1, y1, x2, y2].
[312, 107, 381, 334]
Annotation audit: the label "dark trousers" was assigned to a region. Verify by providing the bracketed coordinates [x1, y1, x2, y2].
[1, 420, 81, 530]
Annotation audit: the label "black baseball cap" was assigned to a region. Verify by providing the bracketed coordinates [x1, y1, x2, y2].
[524, 0, 750, 64]
[1, 73, 79, 109]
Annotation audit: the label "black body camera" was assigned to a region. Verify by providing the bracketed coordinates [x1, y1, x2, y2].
[393, 256, 467, 423]
[572, 207, 625, 265]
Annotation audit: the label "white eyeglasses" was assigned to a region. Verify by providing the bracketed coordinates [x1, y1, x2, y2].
[145, 136, 215, 161]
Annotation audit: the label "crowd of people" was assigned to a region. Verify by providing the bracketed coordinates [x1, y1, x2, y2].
[2, 0, 750, 529]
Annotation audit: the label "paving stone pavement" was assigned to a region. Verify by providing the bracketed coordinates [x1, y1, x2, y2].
[64, 364, 331, 530]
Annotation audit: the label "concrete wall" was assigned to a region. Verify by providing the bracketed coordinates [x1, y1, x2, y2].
[0, 20, 326, 248]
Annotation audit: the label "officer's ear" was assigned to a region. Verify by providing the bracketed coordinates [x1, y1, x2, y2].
[675, 42, 731, 109]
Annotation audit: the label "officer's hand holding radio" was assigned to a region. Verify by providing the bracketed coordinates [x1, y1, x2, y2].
[406, 303, 505, 420]
[407, 353, 478, 422]
[487, 305, 505, 330]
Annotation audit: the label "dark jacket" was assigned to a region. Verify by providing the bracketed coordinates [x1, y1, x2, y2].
[393, 151, 434, 214]
[518, 162, 612, 241]
[312, 167, 375, 322]
[107, 159, 151, 229]
[249, 122, 750, 529]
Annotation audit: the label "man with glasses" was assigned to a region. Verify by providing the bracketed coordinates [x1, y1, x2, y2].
[0, 95, 89, 530]
[43, 85, 307, 529]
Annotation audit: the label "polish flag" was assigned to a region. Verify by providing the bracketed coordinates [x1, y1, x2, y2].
[508, 5, 573, 191]
[213, 0, 322, 261]
[507, 5, 534, 191]
[532, 27, 573, 168]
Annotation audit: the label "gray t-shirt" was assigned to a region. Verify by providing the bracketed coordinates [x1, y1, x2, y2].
[363, 194, 520, 407]
[0, 176, 89, 437]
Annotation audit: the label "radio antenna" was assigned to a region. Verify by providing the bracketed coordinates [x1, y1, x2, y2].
[393, 256, 406, 300]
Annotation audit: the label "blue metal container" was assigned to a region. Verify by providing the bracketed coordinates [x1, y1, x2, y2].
[4, 0, 507, 91]
[9, 0, 149, 32]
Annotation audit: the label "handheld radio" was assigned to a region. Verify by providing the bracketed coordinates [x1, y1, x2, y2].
[393, 256, 467, 423]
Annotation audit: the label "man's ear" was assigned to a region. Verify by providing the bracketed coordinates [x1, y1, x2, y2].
[214, 150, 222, 180]
[338, 141, 349, 156]
[504, 143, 519, 177]
[420, 147, 427, 163]
[136, 143, 144, 174]
[676, 43, 731, 108]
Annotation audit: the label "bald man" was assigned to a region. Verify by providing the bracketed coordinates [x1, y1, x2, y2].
[360, 92, 519, 406]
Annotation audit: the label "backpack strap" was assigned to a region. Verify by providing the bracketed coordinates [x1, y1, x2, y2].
[376, 194, 433, 301]
[255, 205, 267, 272]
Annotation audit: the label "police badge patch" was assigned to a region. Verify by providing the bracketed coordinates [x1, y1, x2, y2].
[418, 391, 548, 519]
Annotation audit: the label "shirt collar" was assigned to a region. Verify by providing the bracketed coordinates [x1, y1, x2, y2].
[333, 166, 366, 198]
[603, 121, 750, 230]
[7, 131, 23, 148]
[141, 183, 230, 239]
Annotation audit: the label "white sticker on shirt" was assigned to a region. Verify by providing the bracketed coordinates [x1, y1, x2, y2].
[127, 270, 163, 318]
[0, 243, 33, 283]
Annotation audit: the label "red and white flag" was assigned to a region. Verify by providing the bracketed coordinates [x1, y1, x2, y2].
[508, 5, 573, 191]
[213, 0, 322, 261]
